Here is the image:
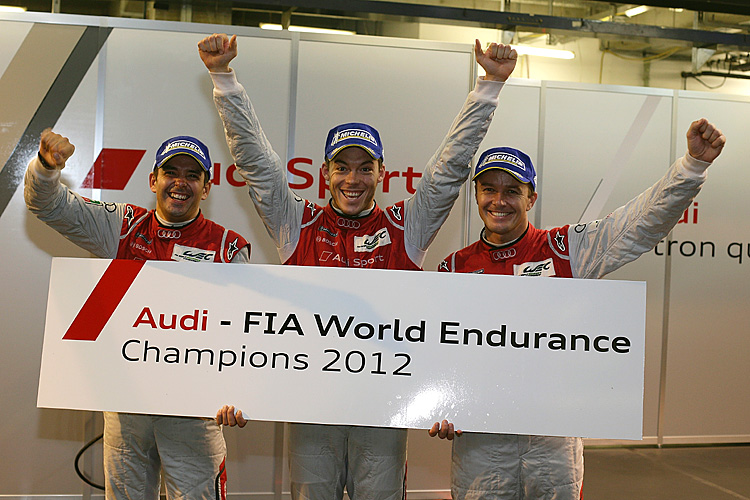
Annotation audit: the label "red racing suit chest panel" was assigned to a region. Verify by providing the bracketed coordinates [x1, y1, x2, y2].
[286, 200, 420, 270]
[116, 205, 249, 263]
[439, 224, 573, 277]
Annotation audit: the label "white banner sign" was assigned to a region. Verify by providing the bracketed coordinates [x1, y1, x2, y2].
[38, 257, 646, 439]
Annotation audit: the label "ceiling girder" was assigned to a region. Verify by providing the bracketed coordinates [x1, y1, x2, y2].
[239, 0, 750, 48]
[588, 0, 750, 17]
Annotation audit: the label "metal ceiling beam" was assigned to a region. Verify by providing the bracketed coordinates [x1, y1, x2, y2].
[239, 0, 750, 48]
[589, 0, 750, 17]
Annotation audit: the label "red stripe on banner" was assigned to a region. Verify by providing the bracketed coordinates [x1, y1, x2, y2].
[80, 148, 146, 190]
[62, 260, 146, 341]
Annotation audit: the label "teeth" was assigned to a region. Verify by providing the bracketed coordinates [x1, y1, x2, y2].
[343, 191, 362, 199]
[489, 210, 510, 217]
[170, 193, 188, 200]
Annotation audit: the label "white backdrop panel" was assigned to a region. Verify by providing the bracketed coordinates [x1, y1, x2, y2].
[539, 84, 675, 440]
[663, 93, 750, 441]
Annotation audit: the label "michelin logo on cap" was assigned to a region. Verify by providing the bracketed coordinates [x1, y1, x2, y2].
[162, 140, 207, 160]
[330, 128, 379, 147]
[479, 152, 526, 171]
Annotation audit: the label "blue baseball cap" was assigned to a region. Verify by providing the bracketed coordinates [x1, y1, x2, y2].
[473, 147, 536, 191]
[155, 136, 212, 180]
[324, 123, 384, 161]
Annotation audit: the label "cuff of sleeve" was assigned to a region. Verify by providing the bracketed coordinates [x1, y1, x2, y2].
[210, 69, 242, 95]
[32, 157, 62, 180]
[473, 78, 504, 99]
[681, 152, 710, 179]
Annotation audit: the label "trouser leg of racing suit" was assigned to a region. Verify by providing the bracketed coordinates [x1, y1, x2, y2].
[451, 433, 583, 500]
[155, 415, 228, 500]
[104, 412, 161, 500]
[346, 426, 407, 500]
[288, 423, 407, 500]
[289, 423, 347, 500]
[104, 413, 227, 500]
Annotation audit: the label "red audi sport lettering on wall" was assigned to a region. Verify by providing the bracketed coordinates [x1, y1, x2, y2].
[677, 202, 699, 224]
[286, 157, 423, 199]
[88, 150, 423, 202]
[210, 163, 246, 187]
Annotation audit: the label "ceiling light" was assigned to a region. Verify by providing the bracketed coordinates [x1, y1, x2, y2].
[260, 23, 355, 35]
[513, 45, 575, 60]
[0, 5, 27, 12]
[624, 5, 650, 17]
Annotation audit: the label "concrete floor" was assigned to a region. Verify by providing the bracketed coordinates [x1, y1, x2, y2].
[582, 445, 750, 499]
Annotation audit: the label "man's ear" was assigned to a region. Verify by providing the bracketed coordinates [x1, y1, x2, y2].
[377, 162, 386, 183]
[527, 191, 538, 211]
[149, 171, 157, 194]
[201, 181, 212, 200]
[321, 162, 331, 182]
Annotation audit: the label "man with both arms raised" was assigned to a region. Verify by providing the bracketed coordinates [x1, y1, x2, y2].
[430, 118, 726, 499]
[199, 32, 516, 500]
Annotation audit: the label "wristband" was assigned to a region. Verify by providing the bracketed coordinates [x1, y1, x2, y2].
[37, 151, 56, 170]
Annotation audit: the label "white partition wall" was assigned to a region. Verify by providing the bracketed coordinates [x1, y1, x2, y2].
[539, 84, 676, 443]
[663, 93, 750, 444]
[1, 12, 749, 498]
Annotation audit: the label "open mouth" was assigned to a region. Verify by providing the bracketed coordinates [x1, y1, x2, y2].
[488, 210, 511, 218]
[169, 192, 190, 201]
[342, 190, 363, 200]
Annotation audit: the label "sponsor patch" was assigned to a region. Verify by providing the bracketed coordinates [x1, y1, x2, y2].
[172, 244, 216, 263]
[124, 205, 135, 228]
[318, 226, 339, 238]
[226, 238, 239, 261]
[136, 232, 152, 245]
[491, 247, 517, 261]
[390, 205, 403, 222]
[354, 228, 392, 252]
[514, 258, 556, 277]
[554, 231, 566, 252]
[82, 197, 117, 213]
[307, 201, 317, 217]
[157, 228, 182, 239]
[316, 236, 339, 247]
[336, 217, 361, 229]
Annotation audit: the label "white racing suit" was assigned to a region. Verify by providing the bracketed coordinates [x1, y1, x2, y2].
[438, 153, 710, 500]
[25, 158, 250, 500]
[210, 69, 504, 500]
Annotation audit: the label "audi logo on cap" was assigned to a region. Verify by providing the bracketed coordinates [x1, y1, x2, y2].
[491, 248, 516, 261]
[336, 217, 361, 229]
[157, 228, 182, 239]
